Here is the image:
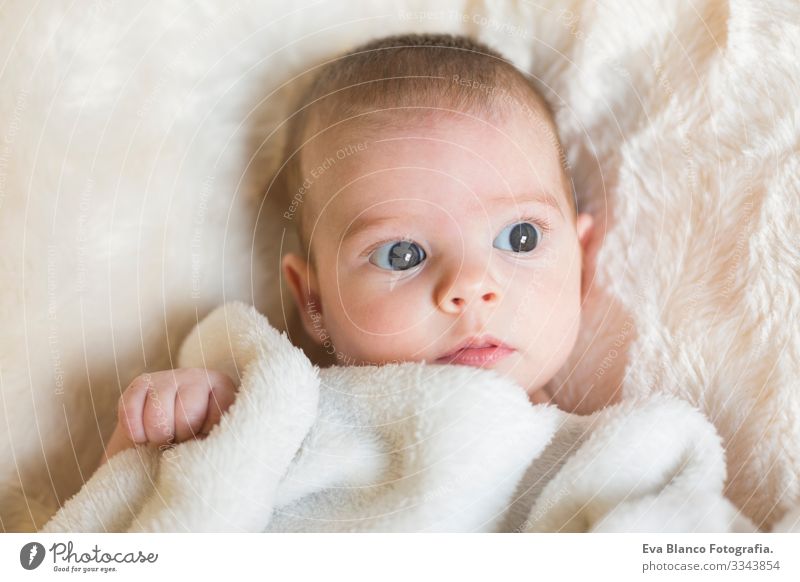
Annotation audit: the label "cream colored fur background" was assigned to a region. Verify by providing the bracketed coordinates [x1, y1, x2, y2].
[0, 0, 797, 532]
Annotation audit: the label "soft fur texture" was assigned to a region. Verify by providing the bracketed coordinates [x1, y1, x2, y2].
[1, 0, 798, 532]
[41, 302, 758, 533]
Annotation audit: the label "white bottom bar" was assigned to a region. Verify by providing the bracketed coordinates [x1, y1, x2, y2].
[2, 533, 798, 581]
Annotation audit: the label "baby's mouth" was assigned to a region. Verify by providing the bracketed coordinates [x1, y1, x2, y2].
[434, 336, 516, 367]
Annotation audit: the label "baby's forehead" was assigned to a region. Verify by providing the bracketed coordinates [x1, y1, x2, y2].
[300, 107, 568, 228]
[307, 108, 559, 176]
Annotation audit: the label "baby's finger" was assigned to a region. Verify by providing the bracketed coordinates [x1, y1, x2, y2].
[117, 375, 153, 444]
[174, 383, 211, 442]
[142, 383, 177, 446]
[199, 372, 237, 435]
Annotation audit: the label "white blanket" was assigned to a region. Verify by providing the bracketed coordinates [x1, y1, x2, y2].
[41, 302, 756, 533]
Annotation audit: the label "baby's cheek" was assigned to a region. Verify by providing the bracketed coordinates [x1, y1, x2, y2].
[335, 276, 415, 330]
[344, 291, 417, 334]
[328, 315, 420, 366]
[511, 262, 579, 329]
[536, 269, 582, 349]
[326, 280, 428, 360]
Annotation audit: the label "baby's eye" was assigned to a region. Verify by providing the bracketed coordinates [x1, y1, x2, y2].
[368, 240, 427, 271]
[493, 221, 540, 253]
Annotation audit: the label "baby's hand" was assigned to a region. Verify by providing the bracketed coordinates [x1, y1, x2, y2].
[99, 368, 237, 466]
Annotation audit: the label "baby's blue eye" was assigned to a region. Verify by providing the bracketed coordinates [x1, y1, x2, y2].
[493, 222, 540, 253]
[369, 240, 426, 271]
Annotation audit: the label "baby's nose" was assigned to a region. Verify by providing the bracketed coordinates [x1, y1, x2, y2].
[436, 262, 500, 314]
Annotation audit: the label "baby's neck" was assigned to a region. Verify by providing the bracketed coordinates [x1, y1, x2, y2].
[528, 384, 552, 405]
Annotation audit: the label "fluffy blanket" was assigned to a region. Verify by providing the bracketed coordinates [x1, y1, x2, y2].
[41, 302, 759, 533]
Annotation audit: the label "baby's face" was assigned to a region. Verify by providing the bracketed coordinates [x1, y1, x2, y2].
[283, 109, 593, 402]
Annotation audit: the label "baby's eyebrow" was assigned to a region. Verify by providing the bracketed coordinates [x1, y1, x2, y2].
[343, 215, 403, 243]
[342, 192, 563, 243]
[486, 192, 565, 218]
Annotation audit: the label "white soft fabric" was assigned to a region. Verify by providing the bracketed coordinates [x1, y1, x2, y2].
[40, 302, 757, 533]
[1, 0, 798, 532]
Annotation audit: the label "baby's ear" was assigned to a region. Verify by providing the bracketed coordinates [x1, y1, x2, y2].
[281, 252, 324, 345]
[577, 213, 594, 249]
[576, 212, 596, 301]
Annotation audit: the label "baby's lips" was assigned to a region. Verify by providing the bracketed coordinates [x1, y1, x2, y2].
[435, 333, 514, 360]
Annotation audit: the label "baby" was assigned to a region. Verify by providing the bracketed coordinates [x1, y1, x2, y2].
[100, 33, 596, 465]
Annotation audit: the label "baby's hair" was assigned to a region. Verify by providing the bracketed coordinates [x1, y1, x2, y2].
[276, 32, 574, 266]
